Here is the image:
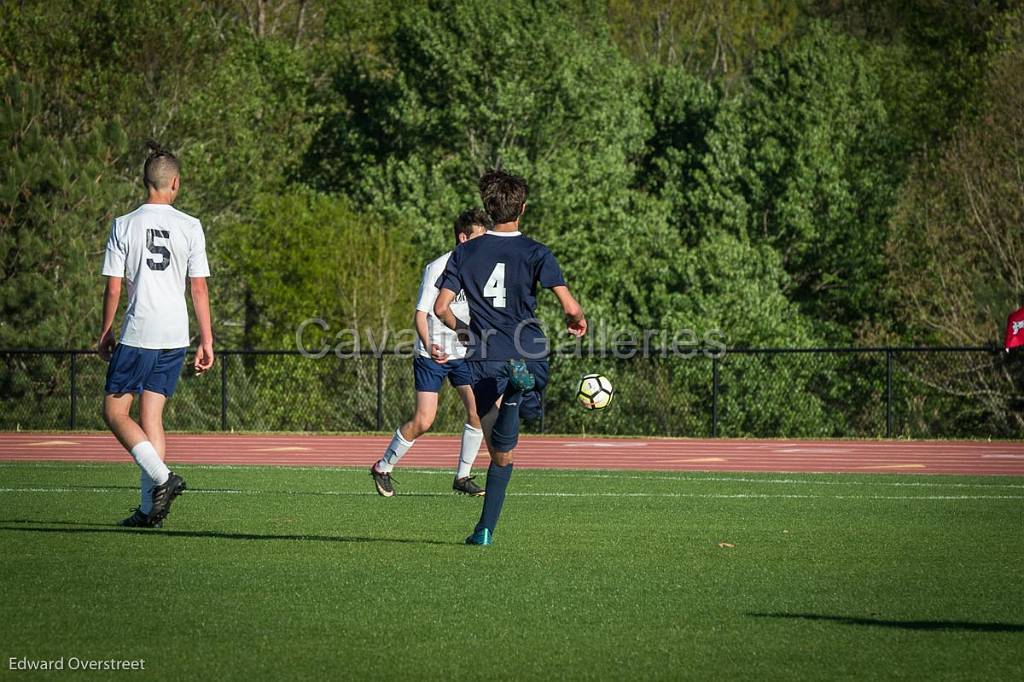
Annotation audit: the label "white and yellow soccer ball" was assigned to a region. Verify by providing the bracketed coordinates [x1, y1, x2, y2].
[577, 373, 613, 410]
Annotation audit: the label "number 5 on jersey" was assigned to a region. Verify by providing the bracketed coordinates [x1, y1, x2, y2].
[484, 263, 506, 308]
[146, 229, 171, 271]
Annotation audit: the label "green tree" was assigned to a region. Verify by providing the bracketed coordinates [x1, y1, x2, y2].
[303, 0, 686, 332]
[1, 2, 321, 347]
[221, 190, 419, 349]
[0, 75, 135, 347]
[670, 23, 897, 339]
[886, 11, 1024, 432]
[605, 0, 804, 82]
[811, 0, 1009, 154]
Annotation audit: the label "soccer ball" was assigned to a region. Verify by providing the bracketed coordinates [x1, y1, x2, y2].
[577, 373, 613, 410]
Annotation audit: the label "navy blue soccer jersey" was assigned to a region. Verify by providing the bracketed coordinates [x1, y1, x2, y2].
[438, 231, 566, 361]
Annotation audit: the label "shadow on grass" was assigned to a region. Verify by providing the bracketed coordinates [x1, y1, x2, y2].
[748, 613, 1024, 633]
[0, 521, 458, 546]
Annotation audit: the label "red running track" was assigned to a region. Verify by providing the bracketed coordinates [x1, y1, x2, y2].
[1, 432, 1023, 476]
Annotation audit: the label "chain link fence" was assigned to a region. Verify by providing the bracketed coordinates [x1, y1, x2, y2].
[1, 347, 1020, 438]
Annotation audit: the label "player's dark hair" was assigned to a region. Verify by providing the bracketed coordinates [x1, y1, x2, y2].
[479, 169, 528, 224]
[453, 208, 491, 240]
[143, 140, 180, 191]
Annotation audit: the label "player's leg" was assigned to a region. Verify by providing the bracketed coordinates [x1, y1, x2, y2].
[104, 392, 163, 527]
[137, 390, 168, 518]
[372, 356, 443, 496]
[488, 359, 536, 460]
[139, 390, 168, 458]
[103, 392, 147, 452]
[396, 390, 440, 456]
[372, 391, 438, 496]
[104, 390, 170, 494]
[103, 344, 173, 524]
[451, 360, 485, 495]
[466, 360, 532, 545]
[518, 359, 549, 425]
[466, 397, 508, 545]
[133, 348, 188, 525]
[466, 359, 546, 545]
[477, 399, 500, 456]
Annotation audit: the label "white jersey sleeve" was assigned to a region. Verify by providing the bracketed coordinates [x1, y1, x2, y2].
[415, 261, 441, 314]
[413, 251, 470, 360]
[187, 222, 211, 278]
[102, 220, 128, 277]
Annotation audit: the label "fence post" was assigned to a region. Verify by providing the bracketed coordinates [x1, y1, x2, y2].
[69, 351, 78, 430]
[376, 354, 384, 431]
[220, 354, 228, 431]
[886, 349, 894, 438]
[711, 354, 719, 438]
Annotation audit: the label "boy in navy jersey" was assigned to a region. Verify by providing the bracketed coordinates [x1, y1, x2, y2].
[435, 170, 586, 545]
[369, 209, 489, 497]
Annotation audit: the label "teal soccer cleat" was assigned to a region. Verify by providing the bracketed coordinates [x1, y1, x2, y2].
[465, 528, 493, 546]
[505, 359, 535, 393]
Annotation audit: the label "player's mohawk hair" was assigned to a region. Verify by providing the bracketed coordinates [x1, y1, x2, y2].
[143, 140, 180, 191]
[479, 169, 528, 225]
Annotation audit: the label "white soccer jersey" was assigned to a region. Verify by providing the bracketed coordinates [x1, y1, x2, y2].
[415, 251, 470, 360]
[101, 203, 210, 349]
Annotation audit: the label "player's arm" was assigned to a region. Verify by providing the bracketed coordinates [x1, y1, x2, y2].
[551, 285, 587, 337]
[97, 276, 122, 361]
[434, 249, 464, 332]
[190, 277, 215, 374]
[433, 288, 459, 331]
[98, 218, 126, 361]
[414, 310, 432, 350]
[415, 310, 449, 363]
[538, 246, 585, 337]
[415, 263, 450, 363]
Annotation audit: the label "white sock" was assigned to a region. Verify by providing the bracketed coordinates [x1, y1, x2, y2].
[139, 470, 155, 514]
[457, 423, 483, 479]
[376, 428, 414, 473]
[129, 441, 170, 486]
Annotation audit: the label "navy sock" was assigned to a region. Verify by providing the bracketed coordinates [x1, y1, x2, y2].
[491, 390, 522, 452]
[475, 461, 514, 533]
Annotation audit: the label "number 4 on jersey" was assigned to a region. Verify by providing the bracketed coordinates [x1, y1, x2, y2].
[484, 263, 506, 308]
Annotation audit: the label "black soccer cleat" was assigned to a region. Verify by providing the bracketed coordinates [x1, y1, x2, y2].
[119, 507, 161, 529]
[452, 476, 485, 496]
[370, 465, 396, 497]
[147, 472, 186, 525]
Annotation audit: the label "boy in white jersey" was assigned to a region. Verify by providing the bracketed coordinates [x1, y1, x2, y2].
[98, 141, 214, 528]
[370, 209, 489, 497]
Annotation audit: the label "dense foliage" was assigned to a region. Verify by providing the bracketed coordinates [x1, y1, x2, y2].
[2, 0, 1021, 434]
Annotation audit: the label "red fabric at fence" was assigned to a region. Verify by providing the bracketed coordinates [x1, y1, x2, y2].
[1005, 306, 1024, 351]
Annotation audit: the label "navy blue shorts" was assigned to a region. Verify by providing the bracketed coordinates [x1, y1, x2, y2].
[413, 355, 473, 393]
[469, 360, 548, 421]
[104, 345, 187, 397]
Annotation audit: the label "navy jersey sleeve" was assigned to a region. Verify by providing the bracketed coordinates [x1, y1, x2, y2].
[537, 246, 566, 289]
[438, 246, 462, 292]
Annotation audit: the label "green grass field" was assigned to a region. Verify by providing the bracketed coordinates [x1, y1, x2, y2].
[1, 462, 1022, 679]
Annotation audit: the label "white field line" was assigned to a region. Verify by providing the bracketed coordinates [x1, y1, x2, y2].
[0, 486, 1022, 501]
[2, 462, 1024, 489]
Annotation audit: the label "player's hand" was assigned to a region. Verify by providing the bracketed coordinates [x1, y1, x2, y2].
[194, 341, 215, 375]
[567, 316, 587, 338]
[430, 344, 449, 364]
[97, 330, 116, 362]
